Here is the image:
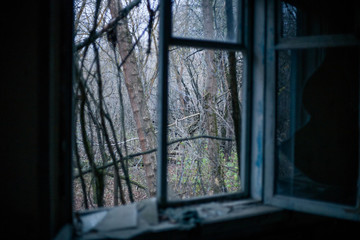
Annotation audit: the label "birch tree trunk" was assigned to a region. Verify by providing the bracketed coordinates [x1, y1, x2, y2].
[108, 0, 157, 197]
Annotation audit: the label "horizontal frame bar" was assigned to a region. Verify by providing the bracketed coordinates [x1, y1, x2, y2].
[170, 37, 246, 51]
[276, 34, 360, 49]
[268, 195, 360, 221]
[165, 191, 248, 208]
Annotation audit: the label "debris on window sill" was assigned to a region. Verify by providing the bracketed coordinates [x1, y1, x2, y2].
[74, 198, 281, 240]
[74, 198, 164, 239]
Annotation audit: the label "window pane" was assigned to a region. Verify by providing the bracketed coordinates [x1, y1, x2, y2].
[73, 0, 159, 210]
[172, 0, 240, 42]
[276, 47, 359, 205]
[167, 47, 244, 200]
[279, 1, 358, 38]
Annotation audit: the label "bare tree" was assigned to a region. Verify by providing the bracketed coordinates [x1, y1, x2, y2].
[201, 0, 226, 194]
[108, 0, 157, 197]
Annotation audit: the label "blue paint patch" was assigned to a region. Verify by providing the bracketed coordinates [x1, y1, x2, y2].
[256, 132, 262, 168]
[252, 99, 264, 198]
[257, 101, 263, 114]
[255, 101, 263, 169]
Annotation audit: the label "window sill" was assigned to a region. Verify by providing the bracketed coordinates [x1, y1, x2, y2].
[73, 198, 288, 240]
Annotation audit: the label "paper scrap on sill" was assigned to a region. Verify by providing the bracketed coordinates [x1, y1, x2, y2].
[93, 204, 138, 232]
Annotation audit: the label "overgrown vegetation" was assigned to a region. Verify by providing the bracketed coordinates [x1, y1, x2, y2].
[73, 0, 243, 211]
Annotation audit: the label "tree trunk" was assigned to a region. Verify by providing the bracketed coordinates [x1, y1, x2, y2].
[201, 0, 225, 194]
[108, 0, 157, 197]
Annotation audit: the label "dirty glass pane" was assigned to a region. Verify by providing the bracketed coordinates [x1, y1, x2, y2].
[172, 0, 240, 42]
[279, 0, 357, 38]
[167, 47, 244, 200]
[275, 47, 359, 205]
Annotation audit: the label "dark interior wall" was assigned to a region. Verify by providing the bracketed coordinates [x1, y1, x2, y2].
[1, 1, 72, 239]
[0, 0, 73, 239]
[2, 0, 41, 239]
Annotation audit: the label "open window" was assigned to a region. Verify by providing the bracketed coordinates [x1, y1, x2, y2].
[264, 0, 360, 221]
[73, 0, 252, 211]
[71, 0, 359, 238]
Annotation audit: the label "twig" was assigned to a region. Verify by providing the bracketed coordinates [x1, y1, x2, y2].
[168, 113, 200, 127]
[93, 42, 127, 204]
[105, 172, 147, 190]
[74, 133, 89, 209]
[74, 135, 234, 177]
[208, 105, 235, 135]
[76, 0, 141, 51]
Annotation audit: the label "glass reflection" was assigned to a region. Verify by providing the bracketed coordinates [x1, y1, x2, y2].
[276, 47, 359, 205]
[279, 0, 358, 38]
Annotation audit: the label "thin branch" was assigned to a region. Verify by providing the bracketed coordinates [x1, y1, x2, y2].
[105, 172, 147, 190]
[74, 0, 88, 31]
[74, 134, 89, 209]
[208, 105, 235, 135]
[76, 0, 141, 51]
[168, 113, 200, 127]
[74, 135, 234, 177]
[78, 69, 104, 207]
[145, 2, 159, 53]
[93, 42, 127, 205]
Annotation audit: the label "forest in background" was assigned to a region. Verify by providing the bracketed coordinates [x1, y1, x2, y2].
[73, 0, 243, 211]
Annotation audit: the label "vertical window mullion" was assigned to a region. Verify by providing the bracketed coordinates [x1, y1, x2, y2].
[157, 0, 172, 206]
